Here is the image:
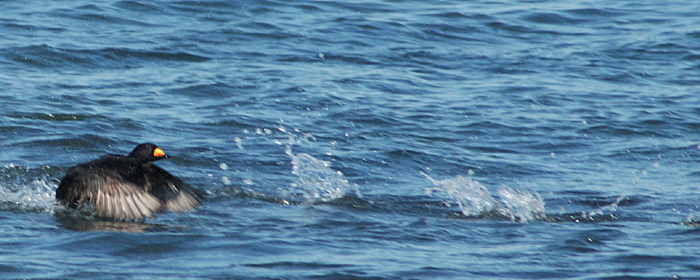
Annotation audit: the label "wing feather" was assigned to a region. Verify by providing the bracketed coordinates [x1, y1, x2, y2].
[134, 193, 158, 219]
[144, 164, 201, 212]
[59, 166, 163, 221]
[103, 191, 113, 218]
[124, 195, 140, 220]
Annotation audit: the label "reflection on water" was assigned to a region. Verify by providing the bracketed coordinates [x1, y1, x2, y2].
[54, 209, 186, 233]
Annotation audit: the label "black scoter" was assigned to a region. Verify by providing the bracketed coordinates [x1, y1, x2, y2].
[55, 143, 201, 221]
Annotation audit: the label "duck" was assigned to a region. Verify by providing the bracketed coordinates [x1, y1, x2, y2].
[55, 143, 201, 221]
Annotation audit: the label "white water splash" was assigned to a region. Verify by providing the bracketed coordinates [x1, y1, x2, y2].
[497, 187, 546, 222]
[233, 126, 357, 204]
[0, 166, 57, 212]
[284, 145, 360, 204]
[580, 194, 625, 221]
[424, 172, 546, 222]
[423, 172, 499, 217]
[234, 137, 243, 150]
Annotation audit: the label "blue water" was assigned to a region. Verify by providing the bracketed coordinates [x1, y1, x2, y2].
[2, 0, 700, 278]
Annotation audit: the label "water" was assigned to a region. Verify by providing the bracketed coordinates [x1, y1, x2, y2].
[1, 0, 700, 278]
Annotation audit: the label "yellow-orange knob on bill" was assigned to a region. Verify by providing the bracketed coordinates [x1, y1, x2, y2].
[153, 147, 166, 157]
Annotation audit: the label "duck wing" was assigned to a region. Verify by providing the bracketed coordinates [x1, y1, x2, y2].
[142, 163, 201, 213]
[57, 165, 162, 221]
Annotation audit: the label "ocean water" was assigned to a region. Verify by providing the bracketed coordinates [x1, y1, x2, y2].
[2, 0, 700, 278]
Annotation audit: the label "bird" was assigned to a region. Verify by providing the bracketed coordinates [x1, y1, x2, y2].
[55, 143, 201, 221]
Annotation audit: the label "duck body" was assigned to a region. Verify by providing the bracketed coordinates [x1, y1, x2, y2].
[56, 143, 201, 221]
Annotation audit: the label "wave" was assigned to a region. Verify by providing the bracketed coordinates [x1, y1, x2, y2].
[4, 45, 209, 70]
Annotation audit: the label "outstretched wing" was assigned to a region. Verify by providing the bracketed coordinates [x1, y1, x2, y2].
[57, 166, 162, 221]
[143, 164, 201, 212]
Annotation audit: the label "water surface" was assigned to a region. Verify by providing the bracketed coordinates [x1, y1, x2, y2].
[2, 0, 700, 279]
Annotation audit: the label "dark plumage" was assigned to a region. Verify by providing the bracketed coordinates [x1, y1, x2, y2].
[56, 143, 201, 221]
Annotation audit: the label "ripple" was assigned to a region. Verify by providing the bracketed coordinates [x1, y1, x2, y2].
[49, 7, 162, 27]
[8, 112, 92, 122]
[93, 47, 210, 63]
[245, 261, 348, 269]
[5, 45, 209, 70]
[522, 11, 581, 25]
